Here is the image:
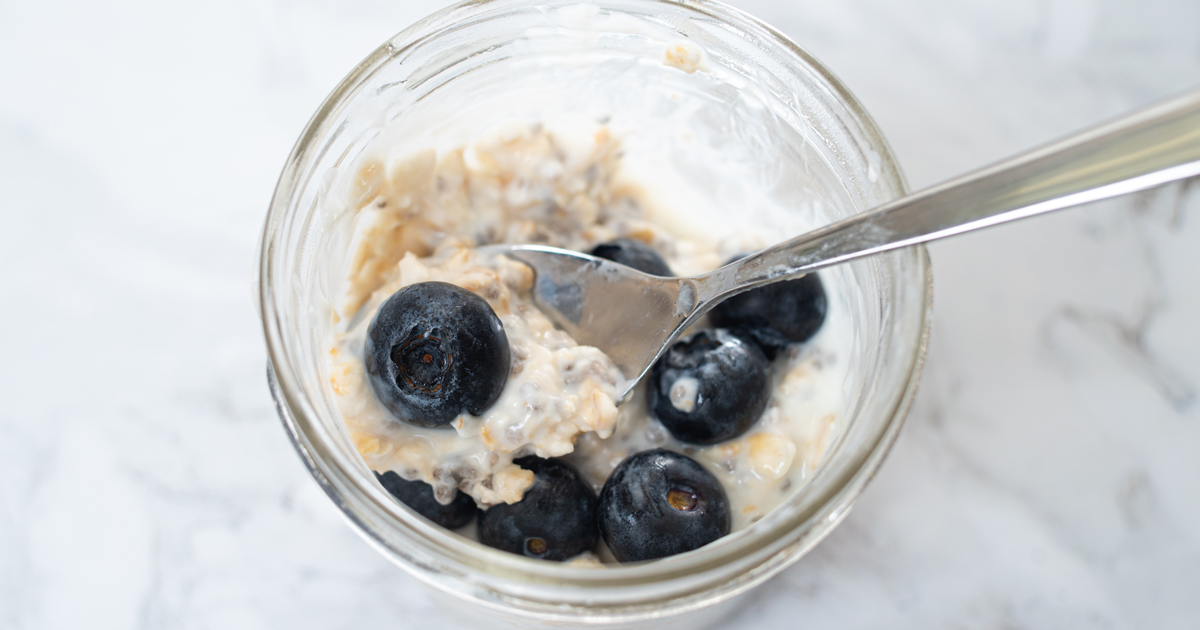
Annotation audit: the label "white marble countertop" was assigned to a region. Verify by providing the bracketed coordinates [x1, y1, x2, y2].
[1, 1, 1197, 628]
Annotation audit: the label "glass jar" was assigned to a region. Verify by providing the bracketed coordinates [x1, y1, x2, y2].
[257, 1, 932, 627]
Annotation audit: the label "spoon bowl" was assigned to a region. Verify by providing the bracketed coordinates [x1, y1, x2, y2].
[479, 244, 708, 398]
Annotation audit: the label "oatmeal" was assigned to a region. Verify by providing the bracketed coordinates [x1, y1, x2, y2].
[322, 118, 850, 533]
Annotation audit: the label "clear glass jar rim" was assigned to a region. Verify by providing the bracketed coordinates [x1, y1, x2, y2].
[257, 0, 933, 605]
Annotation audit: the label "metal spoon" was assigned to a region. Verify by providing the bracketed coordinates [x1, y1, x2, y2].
[483, 89, 1200, 399]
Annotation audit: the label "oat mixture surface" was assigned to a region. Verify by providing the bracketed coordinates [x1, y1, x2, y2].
[324, 120, 848, 529]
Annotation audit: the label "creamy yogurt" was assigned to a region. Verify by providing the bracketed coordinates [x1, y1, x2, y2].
[322, 117, 851, 536]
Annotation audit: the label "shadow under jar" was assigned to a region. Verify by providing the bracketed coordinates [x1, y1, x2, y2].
[258, 1, 933, 628]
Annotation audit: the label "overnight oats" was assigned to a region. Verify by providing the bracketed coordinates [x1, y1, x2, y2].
[321, 117, 852, 563]
[262, 0, 932, 623]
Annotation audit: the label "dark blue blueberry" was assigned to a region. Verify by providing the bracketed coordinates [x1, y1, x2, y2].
[365, 281, 510, 428]
[649, 328, 770, 445]
[590, 238, 673, 276]
[478, 457, 598, 561]
[709, 255, 827, 359]
[374, 470, 478, 529]
[599, 449, 730, 563]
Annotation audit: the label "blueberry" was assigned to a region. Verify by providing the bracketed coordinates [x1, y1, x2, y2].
[709, 255, 827, 359]
[590, 238, 673, 276]
[374, 470, 478, 529]
[599, 449, 730, 562]
[649, 328, 770, 445]
[478, 457, 598, 561]
[365, 281, 510, 428]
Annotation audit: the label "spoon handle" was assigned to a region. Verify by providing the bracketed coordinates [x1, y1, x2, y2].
[714, 88, 1200, 295]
